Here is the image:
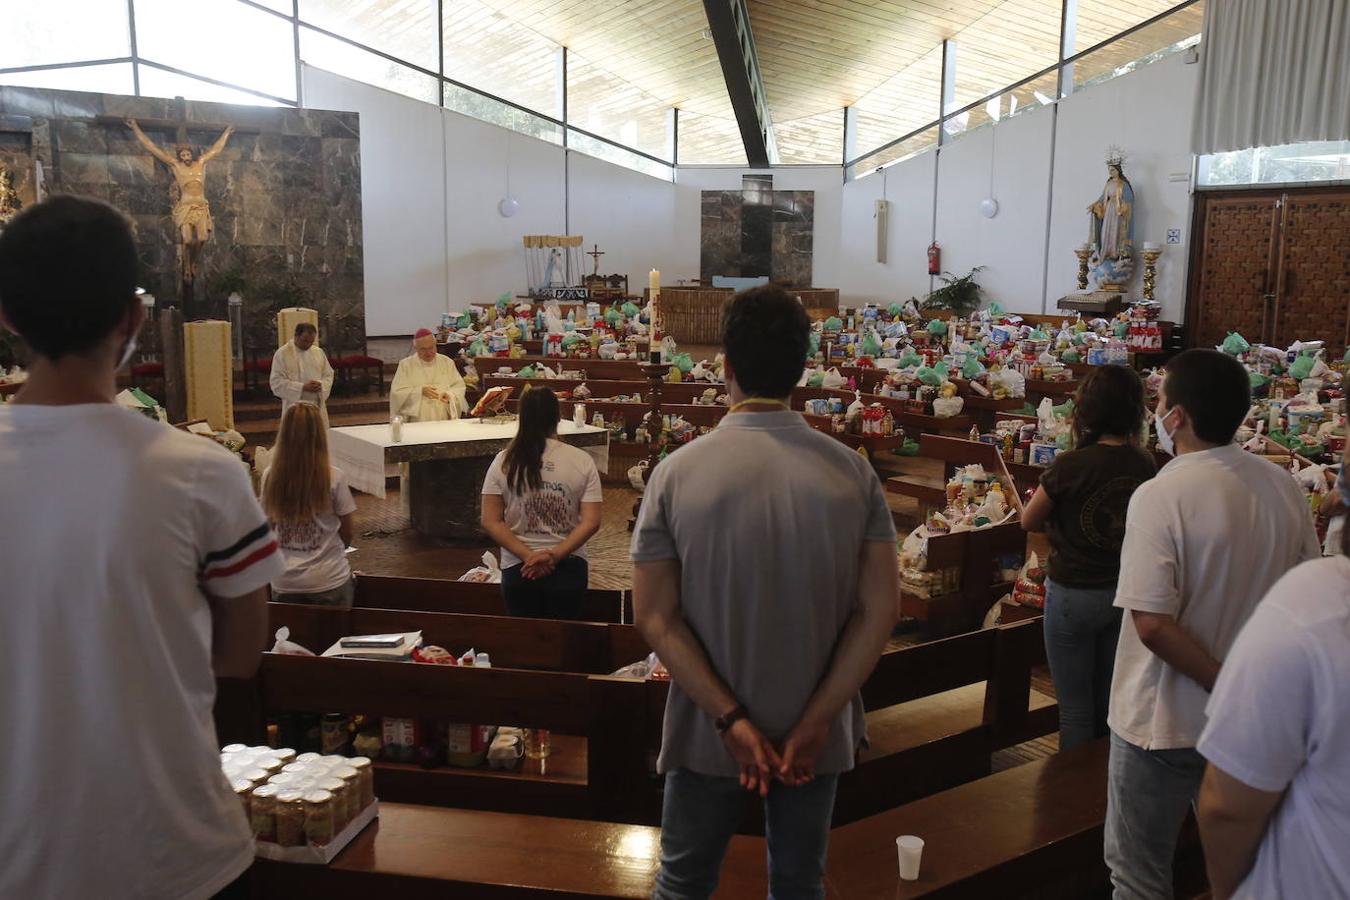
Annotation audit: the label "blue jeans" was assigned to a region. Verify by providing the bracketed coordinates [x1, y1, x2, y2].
[1043, 579, 1122, 750]
[653, 768, 839, 900]
[1104, 732, 1206, 900]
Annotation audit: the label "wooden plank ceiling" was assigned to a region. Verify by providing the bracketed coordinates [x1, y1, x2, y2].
[307, 0, 1203, 163]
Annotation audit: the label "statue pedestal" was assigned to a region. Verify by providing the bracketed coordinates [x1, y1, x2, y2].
[1058, 291, 1124, 316]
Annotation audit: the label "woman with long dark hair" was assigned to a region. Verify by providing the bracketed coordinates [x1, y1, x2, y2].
[1022, 365, 1156, 749]
[262, 402, 357, 606]
[481, 387, 603, 618]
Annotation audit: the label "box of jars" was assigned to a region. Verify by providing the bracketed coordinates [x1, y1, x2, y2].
[222, 744, 379, 864]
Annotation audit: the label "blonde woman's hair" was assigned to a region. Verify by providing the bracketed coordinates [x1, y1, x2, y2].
[262, 403, 331, 525]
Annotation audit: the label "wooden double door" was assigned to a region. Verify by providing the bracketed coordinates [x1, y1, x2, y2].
[1188, 187, 1350, 357]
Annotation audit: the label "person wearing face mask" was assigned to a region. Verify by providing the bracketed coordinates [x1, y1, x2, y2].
[0, 196, 285, 897]
[1104, 349, 1321, 900]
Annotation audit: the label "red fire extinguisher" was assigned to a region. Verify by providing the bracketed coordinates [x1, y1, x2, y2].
[927, 242, 941, 275]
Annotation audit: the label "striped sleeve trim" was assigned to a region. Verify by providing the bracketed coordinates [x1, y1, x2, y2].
[203, 523, 279, 581]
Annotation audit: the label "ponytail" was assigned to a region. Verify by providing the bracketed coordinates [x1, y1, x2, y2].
[503, 387, 561, 494]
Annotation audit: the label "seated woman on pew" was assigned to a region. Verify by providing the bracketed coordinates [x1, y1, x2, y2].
[262, 402, 358, 606]
[1021, 365, 1155, 750]
[481, 387, 603, 619]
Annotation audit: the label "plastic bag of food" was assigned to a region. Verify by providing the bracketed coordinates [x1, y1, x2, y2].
[821, 367, 847, 389]
[1221, 331, 1250, 356]
[458, 550, 502, 583]
[1012, 552, 1047, 608]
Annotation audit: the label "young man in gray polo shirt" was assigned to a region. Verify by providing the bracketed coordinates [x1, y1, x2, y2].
[631, 285, 900, 900]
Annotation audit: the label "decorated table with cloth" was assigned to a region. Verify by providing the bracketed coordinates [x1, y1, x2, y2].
[329, 419, 609, 541]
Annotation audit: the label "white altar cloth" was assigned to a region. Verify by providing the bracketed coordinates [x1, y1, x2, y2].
[329, 418, 610, 498]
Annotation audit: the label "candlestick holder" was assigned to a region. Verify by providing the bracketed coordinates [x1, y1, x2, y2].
[1073, 246, 1091, 290]
[1141, 248, 1162, 302]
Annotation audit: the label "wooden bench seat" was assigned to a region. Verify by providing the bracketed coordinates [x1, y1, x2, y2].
[353, 572, 629, 624]
[251, 802, 770, 899]
[825, 738, 1109, 899]
[862, 682, 1056, 765]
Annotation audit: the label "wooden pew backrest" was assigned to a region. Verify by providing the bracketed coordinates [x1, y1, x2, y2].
[354, 573, 626, 624]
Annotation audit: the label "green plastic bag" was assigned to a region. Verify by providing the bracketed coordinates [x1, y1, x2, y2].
[519, 365, 536, 378]
[1289, 353, 1315, 380]
[456, 311, 473, 329]
[621, 301, 640, 318]
[861, 330, 883, 357]
[1018, 402, 1037, 416]
[1113, 320, 1130, 338]
[1028, 328, 1049, 341]
[604, 307, 622, 326]
[495, 291, 512, 310]
[893, 438, 921, 457]
[807, 371, 825, 388]
[915, 366, 942, 387]
[468, 339, 486, 357]
[926, 319, 948, 337]
[987, 302, 1005, 317]
[887, 302, 904, 318]
[1221, 332, 1250, 356]
[898, 347, 922, 368]
[561, 332, 583, 348]
[961, 356, 984, 379]
[673, 352, 695, 374]
[1061, 348, 1081, 363]
[824, 316, 844, 332]
[1249, 371, 1269, 389]
[809, 332, 821, 356]
[1052, 398, 1074, 419]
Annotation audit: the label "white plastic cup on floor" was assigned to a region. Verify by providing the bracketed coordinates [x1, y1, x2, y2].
[896, 835, 924, 881]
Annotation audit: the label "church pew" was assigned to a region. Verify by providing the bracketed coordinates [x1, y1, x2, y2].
[477, 355, 651, 381]
[235, 653, 654, 823]
[352, 572, 628, 624]
[482, 375, 715, 404]
[824, 738, 1110, 899]
[266, 603, 651, 675]
[251, 802, 768, 899]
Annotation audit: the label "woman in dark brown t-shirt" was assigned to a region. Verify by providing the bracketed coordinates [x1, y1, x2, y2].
[1022, 366, 1156, 749]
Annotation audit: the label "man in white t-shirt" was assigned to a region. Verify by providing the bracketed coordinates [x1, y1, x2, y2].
[1196, 553, 1350, 900]
[0, 196, 286, 899]
[1105, 349, 1320, 900]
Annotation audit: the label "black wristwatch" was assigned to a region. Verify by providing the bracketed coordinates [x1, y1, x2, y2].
[714, 704, 748, 734]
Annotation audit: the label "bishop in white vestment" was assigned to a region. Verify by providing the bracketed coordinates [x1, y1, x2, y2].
[390, 328, 467, 422]
[270, 323, 334, 425]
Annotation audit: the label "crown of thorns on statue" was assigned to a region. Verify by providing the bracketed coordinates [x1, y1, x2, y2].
[1105, 146, 1127, 167]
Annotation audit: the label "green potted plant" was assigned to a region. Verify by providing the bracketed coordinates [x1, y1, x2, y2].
[922, 267, 986, 316]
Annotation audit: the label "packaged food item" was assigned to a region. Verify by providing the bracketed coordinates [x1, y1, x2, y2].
[274, 790, 306, 847]
[304, 791, 336, 846]
[1013, 552, 1048, 609]
[348, 756, 375, 809]
[250, 784, 279, 842]
[231, 778, 253, 820]
[316, 776, 349, 828]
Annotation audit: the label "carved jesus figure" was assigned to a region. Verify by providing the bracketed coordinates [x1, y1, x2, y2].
[126, 118, 233, 281]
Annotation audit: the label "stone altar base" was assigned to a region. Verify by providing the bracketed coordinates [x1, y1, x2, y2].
[408, 456, 494, 543]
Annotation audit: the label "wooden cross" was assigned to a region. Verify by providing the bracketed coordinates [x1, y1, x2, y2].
[587, 243, 605, 276]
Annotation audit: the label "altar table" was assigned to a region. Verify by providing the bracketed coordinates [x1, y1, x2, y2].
[329, 419, 609, 541]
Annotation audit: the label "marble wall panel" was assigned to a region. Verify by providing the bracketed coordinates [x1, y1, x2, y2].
[0, 85, 364, 340]
[700, 188, 815, 287]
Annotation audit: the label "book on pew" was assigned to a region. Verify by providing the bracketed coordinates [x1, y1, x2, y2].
[322, 631, 422, 660]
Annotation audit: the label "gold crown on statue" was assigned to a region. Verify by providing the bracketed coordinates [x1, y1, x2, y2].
[1105, 146, 1126, 166]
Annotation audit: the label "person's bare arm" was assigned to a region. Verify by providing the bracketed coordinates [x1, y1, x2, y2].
[634, 558, 783, 795]
[1020, 486, 1052, 532]
[481, 493, 535, 563]
[209, 586, 269, 679]
[1133, 610, 1222, 691]
[201, 125, 234, 162]
[1198, 764, 1284, 899]
[338, 512, 354, 548]
[125, 119, 177, 166]
[779, 540, 901, 783]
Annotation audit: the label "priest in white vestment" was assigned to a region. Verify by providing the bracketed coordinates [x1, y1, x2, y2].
[390, 328, 467, 422]
[270, 322, 334, 425]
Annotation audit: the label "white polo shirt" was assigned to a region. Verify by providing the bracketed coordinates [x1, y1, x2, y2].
[1109, 443, 1320, 750]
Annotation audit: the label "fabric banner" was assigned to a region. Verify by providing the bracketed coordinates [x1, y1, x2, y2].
[183, 320, 233, 431]
[277, 307, 319, 349]
[1192, 0, 1350, 154]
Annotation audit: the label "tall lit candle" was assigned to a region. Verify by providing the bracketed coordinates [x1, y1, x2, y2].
[649, 269, 660, 294]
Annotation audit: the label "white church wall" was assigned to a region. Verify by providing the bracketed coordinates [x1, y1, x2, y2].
[839, 50, 1200, 320]
[302, 65, 448, 335]
[934, 107, 1055, 312]
[1049, 52, 1199, 322]
[567, 151, 681, 292]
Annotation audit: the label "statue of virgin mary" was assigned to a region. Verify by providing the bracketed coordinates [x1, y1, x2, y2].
[1087, 149, 1135, 290]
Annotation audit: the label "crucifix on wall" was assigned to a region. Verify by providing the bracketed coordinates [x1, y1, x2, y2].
[587, 243, 606, 276]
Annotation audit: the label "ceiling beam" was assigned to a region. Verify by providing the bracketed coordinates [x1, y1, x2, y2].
[702, 0, 773, 166]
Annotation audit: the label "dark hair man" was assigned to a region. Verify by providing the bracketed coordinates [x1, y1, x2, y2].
[0, 196, 284, 898]
[1104, 348, 1320, 899]
[631, 285, 900, 899]
[271, 319, 333, 426]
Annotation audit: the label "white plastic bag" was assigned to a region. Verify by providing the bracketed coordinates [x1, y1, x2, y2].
[458, 550, 502, 583]
[932, 396, 965, 418]
[822, 367, 846, 390]
[271, 626, 315, 656]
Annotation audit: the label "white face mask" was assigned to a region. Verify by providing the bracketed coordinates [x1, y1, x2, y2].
[1154, 407, 1178, 456]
